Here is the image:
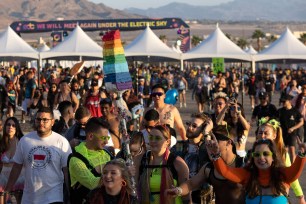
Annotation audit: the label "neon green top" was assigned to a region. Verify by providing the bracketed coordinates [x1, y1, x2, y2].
[150, 167, 182, 204]
[69, 142, 111, 190]
[285, 153, 303, 197]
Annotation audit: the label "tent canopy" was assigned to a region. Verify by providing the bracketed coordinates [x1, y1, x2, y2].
[40, 25, 103, 60]
[0, 26, 39, 60]
[245, 46, 258, 55]
[125, 25, 181, 61]
[254, 27, 306, 63]
[183, 24, 251, 62]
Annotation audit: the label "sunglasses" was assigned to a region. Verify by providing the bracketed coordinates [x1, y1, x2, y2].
[230, 106, 241, 111]
[148, 135, 164, 141]
[216, 102, 225, 106]
[6, 123, 16, 127]
[151, 92, 164, 97]
[185, 121, 200, 129]
[35, 118, 52, 123]
[94, 134, 110, 141]
[252, 151, 273, 158]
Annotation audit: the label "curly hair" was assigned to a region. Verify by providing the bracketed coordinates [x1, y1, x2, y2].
[245, 139, 287, 199]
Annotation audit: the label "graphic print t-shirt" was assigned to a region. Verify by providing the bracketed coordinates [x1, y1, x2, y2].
[13, 131, 72, 204]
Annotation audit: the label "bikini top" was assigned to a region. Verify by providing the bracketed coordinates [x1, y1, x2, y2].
[1, 153, 14, 164]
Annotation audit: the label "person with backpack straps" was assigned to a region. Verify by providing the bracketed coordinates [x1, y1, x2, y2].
[68, 117, 113, 204]
[134, 124, 189, 204]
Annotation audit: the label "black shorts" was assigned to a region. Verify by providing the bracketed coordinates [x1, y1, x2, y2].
[283, 134, 297, 147]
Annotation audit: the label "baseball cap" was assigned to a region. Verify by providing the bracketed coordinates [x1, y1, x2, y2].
[258, 91, 268, 99]
[280, 94, 293, 102]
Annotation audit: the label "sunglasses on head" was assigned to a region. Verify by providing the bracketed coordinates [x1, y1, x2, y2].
[252, 151, 273, 158]
[216, 102, 224, 106]
[151, 92, 164, 97]
[148, 135, 164, 141]
[186, 121, 200, 129]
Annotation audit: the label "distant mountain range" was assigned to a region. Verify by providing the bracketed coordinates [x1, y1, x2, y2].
[0, 0, 139, 29]
[124, 0, 306, 21]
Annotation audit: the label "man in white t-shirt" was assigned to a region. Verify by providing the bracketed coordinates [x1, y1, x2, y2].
[5, 107, 72, 204]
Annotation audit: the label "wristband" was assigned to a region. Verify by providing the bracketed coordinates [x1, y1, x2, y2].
[211, 152, 221, 161]
[298, 151, 306, 158]
[175, 187, 183, 196]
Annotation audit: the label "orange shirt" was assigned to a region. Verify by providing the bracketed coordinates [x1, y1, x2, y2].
[214, 156, 306, 188]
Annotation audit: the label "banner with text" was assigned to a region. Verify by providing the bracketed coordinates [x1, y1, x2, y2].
[212, 58, 225, 74]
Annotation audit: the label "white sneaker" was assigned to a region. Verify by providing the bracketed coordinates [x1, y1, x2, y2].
[184, 103, 187, 108]
[21, 120, 25, 124]
[179, 103, 182, 108]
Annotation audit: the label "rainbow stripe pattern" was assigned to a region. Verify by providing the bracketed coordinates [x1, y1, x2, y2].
[102, 30, 132, 91]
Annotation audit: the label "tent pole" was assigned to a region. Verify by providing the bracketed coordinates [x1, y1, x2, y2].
[37, 54, 41, 87]
[241, 62, 244, 107]
[180, 57, 183, 71]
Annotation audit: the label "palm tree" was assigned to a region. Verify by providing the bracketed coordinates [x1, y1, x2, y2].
[225, 33, 232, 40]
[159, 35, 167, 44]
[299, 33, 306, 45]
[267, 35, 277, 44]
[191, 35, 203, 47]
[252, 29, 265, 51]
[236, 38, 248, 49]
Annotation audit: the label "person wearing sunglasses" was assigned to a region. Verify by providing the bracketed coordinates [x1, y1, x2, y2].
[85, 79, 102, 117]
[0, 117, 24, 203]
[257, 117, 305, 204]
[205, 137, 306, 204]
[251, 91, 277, 127]
[100, 98, 121, 154]
[5, 107, 72, 204]
[171, 112, 214, 204]
[68, 117, 113, 204]
[216, 99, 250, 158]
[134, 125, 189, 204]
[210, 92, 227, 126]
[65, 106, 91, 148]
[146, 84, 187, 140]
[166, 125, 245, 204]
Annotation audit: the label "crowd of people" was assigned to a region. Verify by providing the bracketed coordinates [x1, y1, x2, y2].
[0, 64, 305, 204]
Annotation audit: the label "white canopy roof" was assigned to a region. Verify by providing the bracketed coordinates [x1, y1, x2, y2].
[245, 45, 258, 55]
[254, 27, 306, 63]
[125, 26, 181, 61]
[37, 44, 50, 52]
[40, 25, 102, 60]
[0, 26, 39, 60]
[183, 25, 251, 62]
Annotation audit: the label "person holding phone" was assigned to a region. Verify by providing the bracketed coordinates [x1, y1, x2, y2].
[216, 98, 250, 158]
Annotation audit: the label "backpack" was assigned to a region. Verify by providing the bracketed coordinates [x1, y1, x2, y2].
[139, 150, 178, 181]
[67, 148, 114, 204]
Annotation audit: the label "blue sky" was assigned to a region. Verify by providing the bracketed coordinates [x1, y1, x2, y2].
[90, 0, 232, 9]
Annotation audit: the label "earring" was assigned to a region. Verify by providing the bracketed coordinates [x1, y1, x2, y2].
[122, 180, 127, 186]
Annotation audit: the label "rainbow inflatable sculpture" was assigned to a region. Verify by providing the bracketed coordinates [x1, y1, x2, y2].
[102, 30, 133, 92]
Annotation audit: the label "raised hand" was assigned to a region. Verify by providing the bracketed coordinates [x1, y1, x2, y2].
[205, 132, 220, 156]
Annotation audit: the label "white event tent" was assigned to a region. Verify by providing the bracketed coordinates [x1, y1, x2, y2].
[125, 25, 181, 61]
[0, 26, 39, 61]
[254, 27, 306, 63]
[245, 46, 258, 55]
[40, 25, 103, 61]
[183, 24, 251, 62]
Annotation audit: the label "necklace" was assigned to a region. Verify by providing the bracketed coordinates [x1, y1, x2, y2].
[227, 155, 236, 166]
